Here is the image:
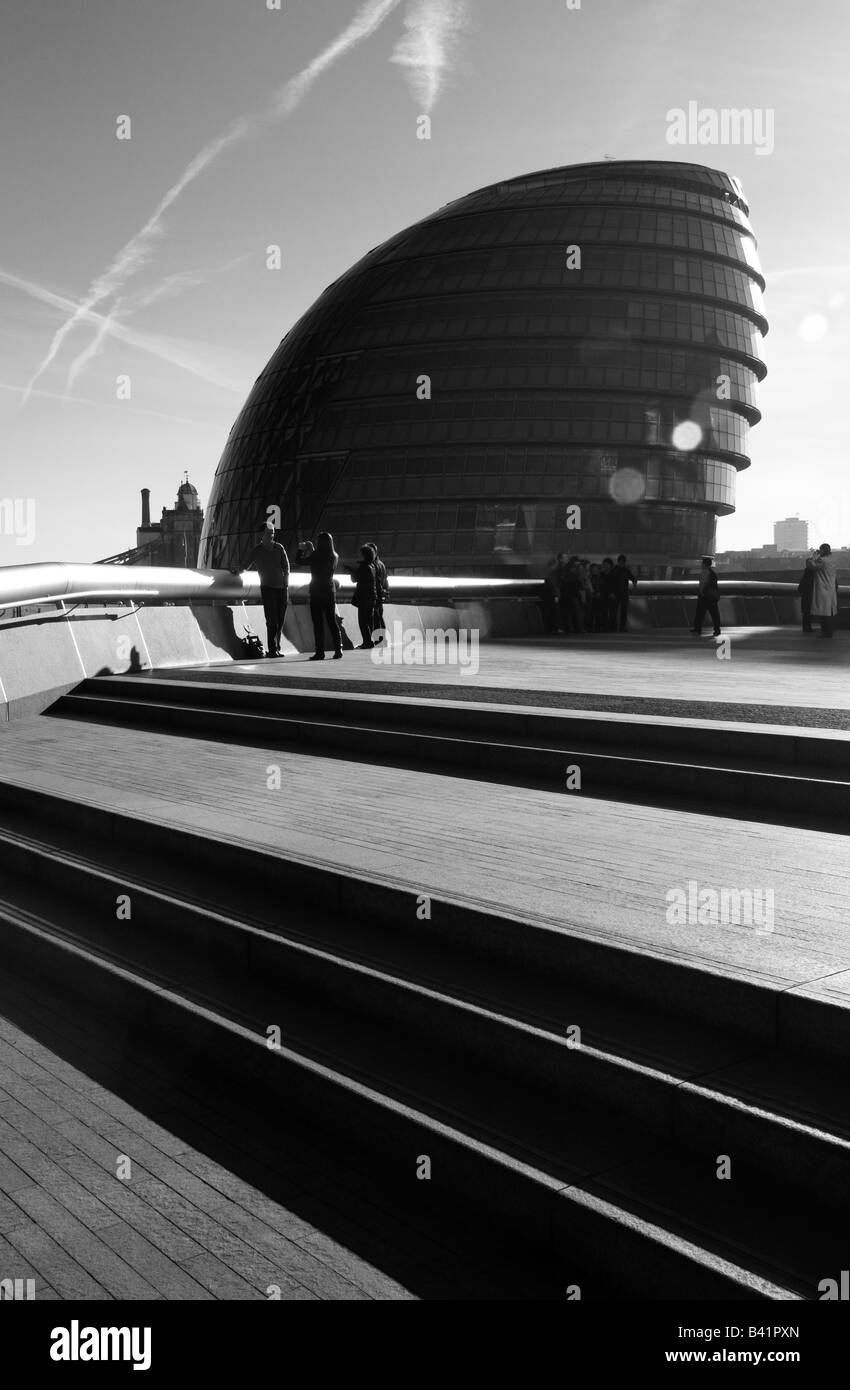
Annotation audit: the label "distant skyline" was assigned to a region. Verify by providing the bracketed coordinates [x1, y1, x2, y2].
[2, 0, 848, 564]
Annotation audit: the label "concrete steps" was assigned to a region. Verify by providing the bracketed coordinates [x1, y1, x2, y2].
[50, 676, 850, 828]
[0, 777, 847, 1298]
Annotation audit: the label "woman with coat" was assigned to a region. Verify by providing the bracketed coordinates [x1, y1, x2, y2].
[806, 543, 839, 639]
[297, 532, 342, 660]
[350, 544, 378, 649]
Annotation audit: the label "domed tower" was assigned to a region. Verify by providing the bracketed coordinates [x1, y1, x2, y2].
[200, 160, 767, 576]
[176, 475, 201, 512]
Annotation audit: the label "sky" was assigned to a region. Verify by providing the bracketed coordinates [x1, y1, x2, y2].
[1, 0, 848, 565]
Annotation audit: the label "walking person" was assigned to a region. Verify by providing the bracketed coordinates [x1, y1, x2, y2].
[350, 545, 378, 649]
[245, 524, 290, 657]
[797, 563, 815, 633]
[806, 543, 839, 639]
[297, 533, 342, 661]
[366, 540, 389, 642]
[611, 554, 638, 632]
[691, 555, 722, 637]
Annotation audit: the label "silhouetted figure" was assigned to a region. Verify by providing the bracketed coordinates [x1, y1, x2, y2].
[598, 558, 618, 632]
[350, 545, 378, 649]
[542, 558, 561, 633]
[587, 562, 603, 631]
[611, 554, 638, 632]
[246, 525, 290, 657]
[366, 540, 389, 642]
[797, 565, 815, 633]
[298, 533, 342, 661]
[806, 543, 839, 639]
[559, 558, 585, 634]
[691, 555, 721, 637]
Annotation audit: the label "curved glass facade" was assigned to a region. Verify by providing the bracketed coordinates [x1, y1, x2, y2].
[200, 160, 767, 575]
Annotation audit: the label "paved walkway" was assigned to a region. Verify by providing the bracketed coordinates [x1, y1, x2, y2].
[2, 711, 849, 1002]
[2, 636, 849, 1299]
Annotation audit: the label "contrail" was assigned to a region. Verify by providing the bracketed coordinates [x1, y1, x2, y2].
[391, 0, 470, 113]
[1, 266, 244, 393]
[0, 380, 218, 430]
[64, 256, 251, 395]
[21, 0, 405, 404]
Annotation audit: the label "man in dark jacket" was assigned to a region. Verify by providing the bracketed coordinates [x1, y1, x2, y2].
[350, 545, 378, 649]
[691, 555, 722, 637]
[246, 525, 290, 657]
[365, 540, 389, 642]
[797, 564, 815, 633]
[611, 554, 638, 632]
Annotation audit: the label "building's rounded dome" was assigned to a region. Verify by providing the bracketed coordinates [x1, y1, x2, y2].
[200, 160, 767, 576]
[177, 479, 200, 511]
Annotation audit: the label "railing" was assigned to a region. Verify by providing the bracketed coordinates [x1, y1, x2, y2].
[0, 559, 821, 619]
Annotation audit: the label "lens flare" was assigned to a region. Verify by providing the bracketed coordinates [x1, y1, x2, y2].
[671, 421, 703, 451]
[609, 467, 645, 505]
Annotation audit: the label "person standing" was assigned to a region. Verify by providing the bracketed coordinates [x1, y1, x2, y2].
[350, 545, 378, 648]
[611, 554, 638, 632]
[587, 562, 603, 632]
[246, 525, 290, 657]
[297, 533, 342, 661]
[806, 543, 839, 639]
[797, 563, 815, 633]
[542, 558, 561, 633]
[598, 558, 617, 632]
[691, 555, 722, 637]
[366, 540, 389, 641]
[559, 558, 585, 634]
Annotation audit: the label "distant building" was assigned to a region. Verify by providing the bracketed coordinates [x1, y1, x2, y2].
[774, 516, 809, 552]
[135, 475, 205, 567]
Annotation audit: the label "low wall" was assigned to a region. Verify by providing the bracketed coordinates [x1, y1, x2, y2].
[0, 590, 812, 721]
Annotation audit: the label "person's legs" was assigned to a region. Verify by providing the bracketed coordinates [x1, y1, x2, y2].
[326, 598, 342, 655]
[692, 597, 707, 633]
[709, 597, 721, 636]
[618, 594, 629, 632]
[274, 591, 288, 654]
[373, 600, 385, 641]
[819, 615, 834, 638]
[357, 606, 374, 648]
[260, 587, 278, 655]
[310, 597, 326, 656]
[802, 600, 813, 633]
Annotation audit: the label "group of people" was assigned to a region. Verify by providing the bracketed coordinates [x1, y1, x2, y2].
[543, 553, 638, 634]
[243, 526, 390, 660]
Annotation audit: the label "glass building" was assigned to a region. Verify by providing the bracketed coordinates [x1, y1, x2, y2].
[199, 160, 767, 576]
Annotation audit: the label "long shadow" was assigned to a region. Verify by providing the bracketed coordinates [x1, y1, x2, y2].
[0, 964, 569, 1301]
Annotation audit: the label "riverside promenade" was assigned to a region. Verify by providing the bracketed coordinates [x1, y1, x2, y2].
[0, 627, 848, 1300]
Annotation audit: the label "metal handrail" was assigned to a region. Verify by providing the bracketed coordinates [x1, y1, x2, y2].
[0, 560, 822, 615]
